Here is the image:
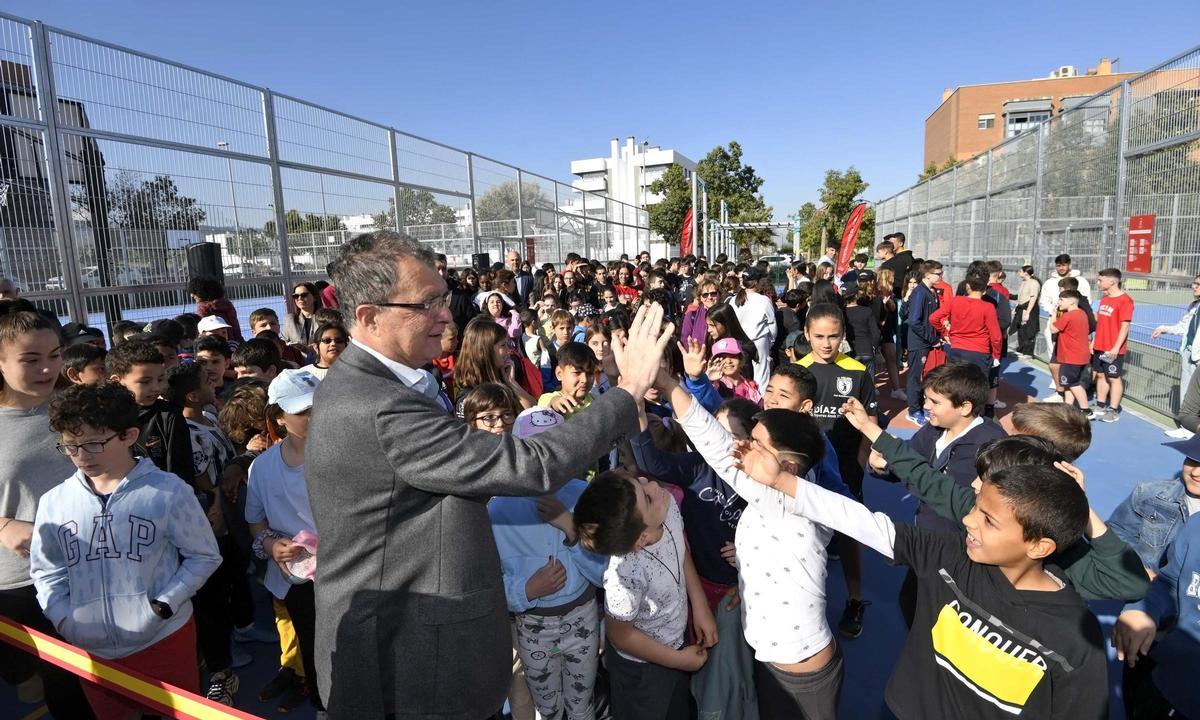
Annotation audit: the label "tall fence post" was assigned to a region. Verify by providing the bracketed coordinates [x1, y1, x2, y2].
[466, 153, 480, 256]
[388, 130, 402, 232]
[1031, 125, 1046, 274]
[262, 89, 293, 294]
[553, 182, 563, 264]
[516, 170, 525, 263]
[31, 21, 87, 324]
[1110, 80, 1133, 269]
[948, 166, 958, 270]
[982, 149, 993, 264]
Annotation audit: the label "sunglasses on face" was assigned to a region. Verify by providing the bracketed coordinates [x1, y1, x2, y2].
[700, 291, 720, 298]
[319, 336, 348, 345]
[292, 292, 311, 299]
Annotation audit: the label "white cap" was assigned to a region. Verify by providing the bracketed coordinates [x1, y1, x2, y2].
[268, 369, 321, 415]
[197, 315, 232, 332]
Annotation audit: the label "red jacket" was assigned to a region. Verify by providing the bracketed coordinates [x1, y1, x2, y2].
[929, 295, 1002, 359]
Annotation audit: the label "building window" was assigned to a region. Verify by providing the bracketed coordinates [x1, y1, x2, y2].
[1005, 111, 1050, 138]
[977, 114, 995, 130]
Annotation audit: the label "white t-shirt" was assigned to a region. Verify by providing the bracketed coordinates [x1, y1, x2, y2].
[522, 333, 550, 369]
[245, 443, 317, 599]
[603, 495, 688, 662]
[1186, 492, 1200, 518]
[300, 363, 329, 380]
[187, 412, 235, 488]
[732, 291, 778, 342]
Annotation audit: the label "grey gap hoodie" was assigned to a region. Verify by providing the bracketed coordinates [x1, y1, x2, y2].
[30, 457, 220, 659]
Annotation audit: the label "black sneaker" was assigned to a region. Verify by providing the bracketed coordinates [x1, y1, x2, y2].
[838, 599, 871, 638]
[204, 670, 239, 706]
[276, 675, 309, 714]
[259, 666, 296, 702]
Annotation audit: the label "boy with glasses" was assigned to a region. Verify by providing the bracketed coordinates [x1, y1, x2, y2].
[31, 381, 220, 718]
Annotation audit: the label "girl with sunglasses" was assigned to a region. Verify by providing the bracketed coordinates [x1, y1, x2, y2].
[283, 282, 324, 347]
[300, 322, 348, 381]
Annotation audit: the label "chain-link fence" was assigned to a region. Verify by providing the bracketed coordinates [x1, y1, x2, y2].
[0, 12, 651, 334]
[876, 45, 1200, 418]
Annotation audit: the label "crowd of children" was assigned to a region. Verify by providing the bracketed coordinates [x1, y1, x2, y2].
[0, 238, 1198, 720]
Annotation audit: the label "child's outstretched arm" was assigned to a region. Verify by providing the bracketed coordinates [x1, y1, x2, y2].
[729, 435, 898, 560]
[841, 398, 975, 522]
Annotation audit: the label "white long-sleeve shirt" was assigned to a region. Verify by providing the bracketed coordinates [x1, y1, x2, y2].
[1038, 270, 1091, 316]
[675, 399, 833, 664]
[732, 291, 778, 344]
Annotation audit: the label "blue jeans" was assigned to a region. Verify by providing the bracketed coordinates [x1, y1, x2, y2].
[907, 348, 929, 414]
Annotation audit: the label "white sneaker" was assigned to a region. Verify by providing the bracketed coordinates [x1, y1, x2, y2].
[17, 675, 44, 704]
[1165, 427, 1194, 439]
[890, 389, 908, 402]
[1040, 394, 1064, 403]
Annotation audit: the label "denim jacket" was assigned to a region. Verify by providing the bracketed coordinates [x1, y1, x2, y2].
[1106, 478, 1192, 571]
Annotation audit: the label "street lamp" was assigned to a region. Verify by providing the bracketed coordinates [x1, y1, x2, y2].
[216, 141, 241, 264]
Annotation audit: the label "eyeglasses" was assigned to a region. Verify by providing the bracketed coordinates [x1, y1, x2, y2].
[292, 292, 311, 299]
[56, 434, 120, 457]
[473, 412, 517, 427]
[319, 336, 348, 345]
[700, 291, 720, 298]
[374, 292, 452, 313]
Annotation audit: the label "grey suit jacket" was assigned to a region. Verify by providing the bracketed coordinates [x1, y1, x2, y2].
[306, 343, 638, 719]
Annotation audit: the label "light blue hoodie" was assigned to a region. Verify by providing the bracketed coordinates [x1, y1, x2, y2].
[488, 480, 608, 614]
[30, 457, 221, 659]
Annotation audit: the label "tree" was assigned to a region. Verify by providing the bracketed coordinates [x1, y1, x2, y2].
[263, 209, 345, 238]
[474, 180, 551, 223]
[647, 164, 693, 245]
[917, 156, 959, 182]
[648, 141, 773, 253]
[792, 167, 875, 256]
[371, 188, 460, 230]
[107, 172, 206, 230]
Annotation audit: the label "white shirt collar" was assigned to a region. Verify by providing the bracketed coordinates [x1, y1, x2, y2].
[351, 338, 428, 391]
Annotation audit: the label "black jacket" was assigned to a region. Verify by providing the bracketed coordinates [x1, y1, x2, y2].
[895, 418, 1007, 533]
[137, 399, 195, 489]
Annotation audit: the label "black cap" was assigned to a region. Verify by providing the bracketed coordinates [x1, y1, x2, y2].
[742, 268, 765, 282]
[61, 322, 104, 346]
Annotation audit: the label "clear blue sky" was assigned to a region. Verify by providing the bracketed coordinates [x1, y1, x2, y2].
[11, 0, 1197, 218]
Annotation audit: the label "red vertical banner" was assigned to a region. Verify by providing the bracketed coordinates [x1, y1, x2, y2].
[835, 203, 868, 277]
[680, 206, 694, 256]
[1126, 214, 1154, 273]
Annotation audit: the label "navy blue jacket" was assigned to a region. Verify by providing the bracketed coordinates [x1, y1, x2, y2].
[906, 283, 941, 350]
[894, 418, 1007, 533]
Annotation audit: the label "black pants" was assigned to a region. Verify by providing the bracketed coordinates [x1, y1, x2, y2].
[899, 569, 918, 628]
[0, 584, 97, 720]
[906, 347, 929, 414]
[283, 581, 324, 710]
[193, 534, 247, 671]
[604, 640, 690, 720]
[1016, 310, 1039, 355]
[753, 645, 844, 720]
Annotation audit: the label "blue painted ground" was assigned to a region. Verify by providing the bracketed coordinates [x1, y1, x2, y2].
[1, 356, 1183, 719]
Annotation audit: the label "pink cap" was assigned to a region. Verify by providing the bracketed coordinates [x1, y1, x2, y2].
[711, 337, 742, 357]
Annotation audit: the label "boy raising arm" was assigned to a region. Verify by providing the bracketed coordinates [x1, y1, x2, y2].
[730, 408, 1110, 719]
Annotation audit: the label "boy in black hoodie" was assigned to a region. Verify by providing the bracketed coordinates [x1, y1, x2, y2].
[872, 361, 1007, 625]
[734, 403, 1110, 720]
[106, 339, 196, 491]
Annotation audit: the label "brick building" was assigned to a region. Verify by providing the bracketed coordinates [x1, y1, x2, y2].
[924, 58, 1139, 167]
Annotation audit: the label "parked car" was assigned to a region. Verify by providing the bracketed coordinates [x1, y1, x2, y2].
[45, 265, 144, 290]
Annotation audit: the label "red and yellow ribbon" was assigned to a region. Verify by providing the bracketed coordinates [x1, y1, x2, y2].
[0, 615, 261, 720]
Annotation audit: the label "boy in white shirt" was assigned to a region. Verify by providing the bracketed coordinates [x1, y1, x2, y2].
[574, 469, 716, 720]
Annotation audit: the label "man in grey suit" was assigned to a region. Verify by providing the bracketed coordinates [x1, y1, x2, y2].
[307, 231, 673, 719]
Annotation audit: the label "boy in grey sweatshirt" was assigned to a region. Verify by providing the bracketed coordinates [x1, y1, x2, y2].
[30, 381, 220, 718]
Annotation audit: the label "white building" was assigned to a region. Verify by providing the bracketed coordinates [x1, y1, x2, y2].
[570, 137, 696, 209]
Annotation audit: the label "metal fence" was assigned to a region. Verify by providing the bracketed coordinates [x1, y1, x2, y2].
[875, 45, 1200, 418]
[0, 13, 651, 334]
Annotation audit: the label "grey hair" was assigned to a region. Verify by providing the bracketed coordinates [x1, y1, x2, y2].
[328, 231, 437, 327]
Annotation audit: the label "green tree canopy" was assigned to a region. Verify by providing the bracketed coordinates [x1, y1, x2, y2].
[264, 209, 345, 237]
[648, 141, 773, 253]
[917, 156, 959, 182]
[371, 188, 459, 230]
[474, 180, 551, 223]
[792, 167, 875, 256]
[107, 172, 206, 230]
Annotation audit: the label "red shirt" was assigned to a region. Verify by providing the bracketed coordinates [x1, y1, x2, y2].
[1094, 292, 1134, 355]
[1052, 308, 1091, 365]
[929, 295, 1002, 359]
[933, 280, 954, 307]
[614, 284, 641, 304]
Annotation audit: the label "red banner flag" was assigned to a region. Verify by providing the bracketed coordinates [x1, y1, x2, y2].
[835, 203, 868, 278]
[680, 206, 694, 257]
